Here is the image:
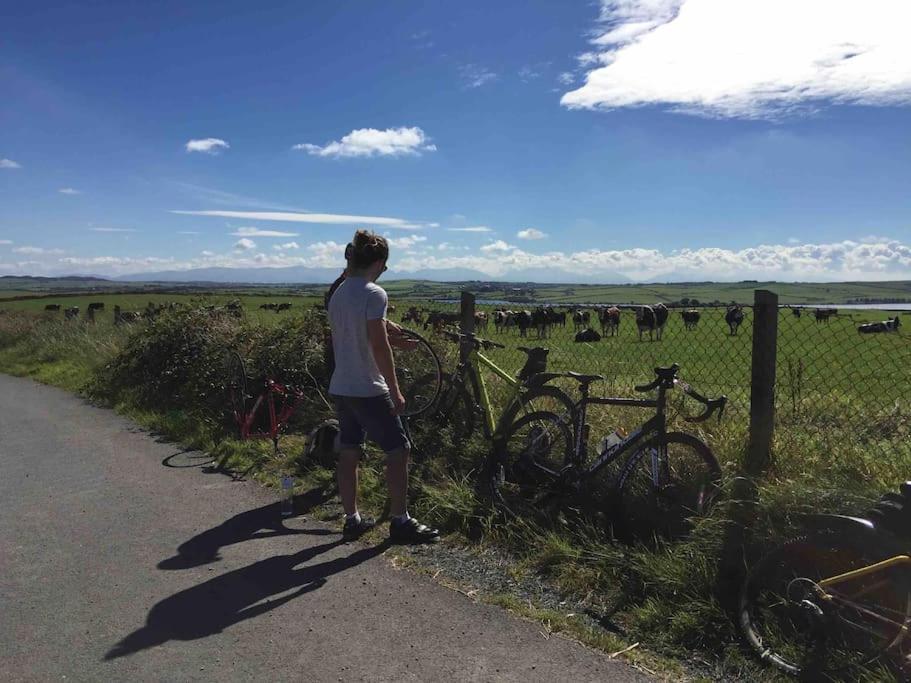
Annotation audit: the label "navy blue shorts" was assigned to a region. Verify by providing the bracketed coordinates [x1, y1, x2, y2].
[331, 393, 409, 454]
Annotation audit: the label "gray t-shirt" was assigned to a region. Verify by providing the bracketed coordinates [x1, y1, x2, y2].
[328, 276, 389, 397]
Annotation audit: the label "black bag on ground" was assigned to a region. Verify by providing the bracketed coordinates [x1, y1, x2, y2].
[304, 419, 340, 468]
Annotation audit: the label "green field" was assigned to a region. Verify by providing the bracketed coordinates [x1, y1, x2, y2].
[2, 275, 910, 306]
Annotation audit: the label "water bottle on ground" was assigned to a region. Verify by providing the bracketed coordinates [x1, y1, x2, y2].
[280, 475, 295, 517]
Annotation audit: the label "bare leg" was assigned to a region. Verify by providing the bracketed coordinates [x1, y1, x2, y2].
[385, 448, 410, 517]
[337, 448, 362, 516]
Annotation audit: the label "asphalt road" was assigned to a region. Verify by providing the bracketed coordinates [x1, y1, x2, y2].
[0, 374, 651, 682]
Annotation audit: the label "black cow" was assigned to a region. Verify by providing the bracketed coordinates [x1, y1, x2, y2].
[725, 305, 745, 335]
[858, 316, 901, 334]
[636, 304, 669, 341]
[424, 311, 460, 331]
[515, 310, 532, 337]
[814, 308, 837, 324]
[44, 304, 61, 311]
[276, 302, 292, 312]
[574, 327, 601, 343]
[572, 310, 591, 332]
[64, 306, 79, 320]
[681, 309, 700, 331]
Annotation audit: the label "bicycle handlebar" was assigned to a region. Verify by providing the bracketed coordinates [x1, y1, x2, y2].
[442, 330, 505, 350]
[632, 364, 726, 422]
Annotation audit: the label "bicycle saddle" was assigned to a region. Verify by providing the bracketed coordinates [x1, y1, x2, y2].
[565, 371, 604, 384]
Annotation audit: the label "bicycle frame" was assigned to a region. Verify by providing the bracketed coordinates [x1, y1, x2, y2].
[233, 380, 307, 450]
[454, 347, 523, 438]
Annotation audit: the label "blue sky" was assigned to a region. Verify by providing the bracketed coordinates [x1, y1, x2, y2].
[1, 0, 910, 281]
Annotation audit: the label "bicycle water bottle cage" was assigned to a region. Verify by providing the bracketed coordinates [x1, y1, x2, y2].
[517, 347, 549, 381]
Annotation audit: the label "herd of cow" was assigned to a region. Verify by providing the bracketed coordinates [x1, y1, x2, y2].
[399, 303, 749, 342]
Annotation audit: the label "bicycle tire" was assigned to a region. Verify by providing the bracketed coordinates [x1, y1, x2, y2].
[739, 530, 911, 677]
[490, 410, 572, 520]
[222, 350, 248, 436]
[616, 431, 721, 541]
[498, 385, 576, 447]
[393, 327, 442, 418]
[435, 372, 477, 440]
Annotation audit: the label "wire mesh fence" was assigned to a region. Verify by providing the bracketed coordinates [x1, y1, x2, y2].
[392, 295, 909, 474]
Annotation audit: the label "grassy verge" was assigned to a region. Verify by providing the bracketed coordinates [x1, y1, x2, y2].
[0, 307, 901, 681]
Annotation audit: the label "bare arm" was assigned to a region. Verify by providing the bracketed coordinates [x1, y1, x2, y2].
[367, 318, 405, 413]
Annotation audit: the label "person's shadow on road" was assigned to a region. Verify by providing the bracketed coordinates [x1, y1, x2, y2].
[157, 487, 336, 570]
[106, 539, 389, 660]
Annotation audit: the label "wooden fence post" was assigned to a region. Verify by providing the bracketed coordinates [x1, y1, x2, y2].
[747, 289, 779, 475]
[460, 291, 476, 362]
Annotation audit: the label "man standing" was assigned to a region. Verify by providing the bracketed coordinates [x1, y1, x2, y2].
[328, 230, 440, 544]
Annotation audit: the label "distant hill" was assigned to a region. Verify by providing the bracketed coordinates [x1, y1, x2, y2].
[113, 265, 632, 285]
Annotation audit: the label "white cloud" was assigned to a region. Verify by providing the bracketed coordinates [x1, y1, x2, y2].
[172, 209, 425, 230]
[480, 240, 515, 253]
[90, 227, 135, 233]
[0, 240, 12, 245]
[517, 228, 547, 240]
[4, 236, 909, 281]
[59, 188, 80, 195]
[273, 242, 300, 250]
[294, 127, 436, 158]
[13, 246, 64, 255]
[230, 227, 299, 238]
[185, 138, 230, 154]
[384, 235, 427, 250]
[0, 158, 21, 169]
[562, 0, 911, 119]
[459, 64, 498, 88]
[234, 238, 256, 251]
[447, 226, 492, 233]
[557, 72, 575, 86]
[201, 250, 215, 256]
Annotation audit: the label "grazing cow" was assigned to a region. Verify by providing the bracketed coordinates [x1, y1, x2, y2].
[424, 311, 460, 331]
[725, 305, 745, 335]
[44, 304, 61, 311]
[598, 307, 621, 336]
[493, 309, 508, 334]
[85, 301, 104, 324]
[530, 308, 549, 338]
[574, 327, 601, 343]
[403, 307, 423, 325]
[636, 304, 669, 341]
[680, 309, 701, 331]
[555, 310, 567, 328]
[260, 303, 278, 310]
[515, 310, 532, 337]
[474, 311, 489, 333]
[64, 306, 79, 320]
[276, 302, 292, 312]
[572, 310, 591, 332]
[792, 307, 802, 319]
[814, 308, 837, 324]
[858, 316, 901, 334]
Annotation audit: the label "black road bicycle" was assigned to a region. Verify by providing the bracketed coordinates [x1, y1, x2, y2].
[491, 364, 727, 540]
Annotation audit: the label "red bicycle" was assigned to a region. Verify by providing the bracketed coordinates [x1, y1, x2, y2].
[222, 326, 442, 454]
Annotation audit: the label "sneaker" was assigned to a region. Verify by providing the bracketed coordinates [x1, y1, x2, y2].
[342, 515, 376, 541]
[389, 517, 441, 545]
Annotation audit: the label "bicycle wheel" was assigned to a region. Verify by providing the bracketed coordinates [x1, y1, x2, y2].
[393, 327, 442, 418]
[435, 372, 477, 440]
[491, 410, 572, 520]
[500, 386, 576, 440]
[617, 431, 721, 541]
[739, 530, 911, 677]
[222, 350, 248, 436]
